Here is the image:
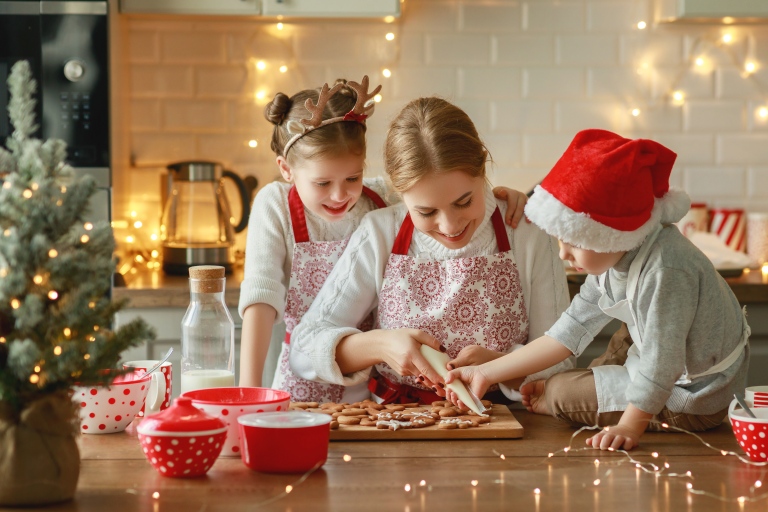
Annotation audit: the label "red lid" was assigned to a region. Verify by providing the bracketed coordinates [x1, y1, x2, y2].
[137, 397, 226, 434]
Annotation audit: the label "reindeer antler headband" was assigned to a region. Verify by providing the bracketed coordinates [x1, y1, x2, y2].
[282, 75, 382, 156]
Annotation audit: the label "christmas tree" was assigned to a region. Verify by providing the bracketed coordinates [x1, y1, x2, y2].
[0, 61, 155, 416]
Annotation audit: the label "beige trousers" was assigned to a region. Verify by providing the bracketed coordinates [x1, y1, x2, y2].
[543, 324, 727, 432]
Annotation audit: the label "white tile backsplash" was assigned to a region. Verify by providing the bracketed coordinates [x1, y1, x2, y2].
[121, 0, 768, 221]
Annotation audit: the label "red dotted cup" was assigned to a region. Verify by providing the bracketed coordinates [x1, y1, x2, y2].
[73, 370, 152, 434]
[180, 387, 290, 457]
[729, 398, 768, 462]
[123, 360, 173, 416]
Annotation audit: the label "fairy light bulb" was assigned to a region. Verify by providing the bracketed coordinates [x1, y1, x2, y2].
[285, 485, 293, 494]
[3, 229, 10, 236]
[471, 480, 478, 487]
[34, 365, 40, 372]
[276, 22, 283, 30]
[22, 189, 32, 198]
[80, 235, 89, 243]
[722, 33, 733, 44]
[343, 454, 352, 462]
[10, 298, 20, 309]
[64, 327, 71, 337]
[745, 61, 756, 74]
[248, 140, 257, 148]
[404, 483, 411, 492]
[48, 290, 58, 300]
[133, 220, 143, 229]
[637, 21, 647, 29]
[49, 249, 58, 258]
[756, 480, 763, 488]
[84, 222, 93, 230]
[30, 182, 38, 190]
[672, 90, 685, 105]
[2, 181, 10, 189]
[61, 186, 67, 193]
[594, 479, 601, 486]
[257, 60, 266, 71]
[54, 346, 62, 355]
[758, 107, 768, 119]
[695, 57, 705, 67]
[279, 65, 287, 73]
[374, 94, 382, 103]
[534, 488, 541, 495]
[385, 32, 395, 41]
[33, 275, 43, 284]
[256, 90, 266, 101]
[384, 15, 395, 23]
[84, 354, 90, 360]
[30, 374, 39, 384]
[420, 480, 426, 486]
[382, 68, 392, 78]
[126, 236, 134, 243]
[631, 108, 640, 117]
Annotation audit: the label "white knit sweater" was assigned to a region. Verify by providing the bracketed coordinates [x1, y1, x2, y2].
[289, 186, 572, 390]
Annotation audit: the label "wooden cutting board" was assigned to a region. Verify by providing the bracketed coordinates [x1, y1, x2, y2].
[329, 404, 523, 441]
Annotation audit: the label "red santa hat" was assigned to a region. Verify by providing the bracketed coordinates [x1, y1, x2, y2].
[524, 129, 690, 253]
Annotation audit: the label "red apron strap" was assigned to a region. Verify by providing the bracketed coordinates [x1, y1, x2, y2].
[368, 374, 442, 405]
[362, 186, 387, 209]
[288, 185, 310, 243]
[391, 213, 415, 255]
[491, 207, 511, 252]
[284, 332, 291, 345]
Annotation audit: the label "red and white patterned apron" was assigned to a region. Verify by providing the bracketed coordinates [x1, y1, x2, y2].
[369, 207, 529, 404]
[273, 185, 385, 402]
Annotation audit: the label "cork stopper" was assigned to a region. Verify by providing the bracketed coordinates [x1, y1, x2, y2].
[188, 265, 226, 293]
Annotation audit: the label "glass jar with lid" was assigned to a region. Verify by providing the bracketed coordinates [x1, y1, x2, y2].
[179, 265, 235, 394]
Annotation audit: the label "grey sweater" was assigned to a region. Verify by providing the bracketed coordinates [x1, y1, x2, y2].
[547, 225, 749, 415]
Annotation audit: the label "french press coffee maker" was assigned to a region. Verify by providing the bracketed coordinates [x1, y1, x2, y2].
[160, 161, 250, 275]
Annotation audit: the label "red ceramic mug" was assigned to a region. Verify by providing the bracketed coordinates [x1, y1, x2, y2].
[123, 360, 172, 416]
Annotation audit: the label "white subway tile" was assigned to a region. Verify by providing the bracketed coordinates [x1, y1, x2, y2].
[401, 0, 459, 32]
[717, 68, 768, 100]
[492, 168, 547, 195]
[522, 133, 575, 166]
[588, 67, 651, 98]
[131, 133, 197, 164]
[460, 4, 522, 32]
[197, 134, 258, 164]
[491, 100, 553, 132]
[747, 100, 768, 132]
[683, 166, 746, 198]
[557, 35, 618, 65]
[128, 31, 159, 63]
[747, 166, 768, 199]
[229, 99, 268, 133]
[389, 67, 457, 100]
[556, 101, 623, 133]
[684, 101, 744, 132]
[719, 134, 768, 165]
[620, 33, 683, 66]
[163, 100, 228, 132]
[628, 103, 683, 133]
[227, 32, 294, 64]
[523, 68, 585, 98]
[130, 100, 161, 131]
[495, 35, 554, 65]
[128, 19, 193, 31]
[459, 68, 522, 99]
[685, 33, 748, 67]
[587, 1, 647, 32]
[196, 66, 249, 98]
[651, 134, 715, 164]
[161, 33, 226, 64]
[455, 99, 491, 133]
[484, 133, 522, 169]
[651, 67, 714, 100]
[131, 66, 194, 98]
[523, 2, 585, 32]
[427, 34, 492, 64]
[397, 33, 426, 65]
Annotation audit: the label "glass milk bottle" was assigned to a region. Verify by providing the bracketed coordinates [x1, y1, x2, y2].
[180, 265, 235, 393]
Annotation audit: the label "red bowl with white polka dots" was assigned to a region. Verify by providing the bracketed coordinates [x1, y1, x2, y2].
[73, 370, 151, 434]
[729, 398, 768, 462]
[137, 397, 227, 478]
[180, 387, 290, 458]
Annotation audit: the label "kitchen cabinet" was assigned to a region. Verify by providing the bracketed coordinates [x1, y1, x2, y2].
[119, 0, 400, 17]
[656, 0, 768, 23]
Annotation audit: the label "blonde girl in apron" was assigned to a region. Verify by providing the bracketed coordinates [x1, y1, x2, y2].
[287, 97, 572, 404]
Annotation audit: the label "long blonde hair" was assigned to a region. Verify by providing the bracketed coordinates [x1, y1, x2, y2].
[384, 97, 489, 192]
[265, 79, 367, 163]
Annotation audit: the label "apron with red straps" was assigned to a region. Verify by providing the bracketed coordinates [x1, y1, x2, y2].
[369, 207, 530, 404]
[272, 185, 385, 402]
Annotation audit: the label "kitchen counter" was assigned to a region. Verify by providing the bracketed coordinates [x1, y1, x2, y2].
[114, 266, 768, 309]
[3, 410, 761, 512]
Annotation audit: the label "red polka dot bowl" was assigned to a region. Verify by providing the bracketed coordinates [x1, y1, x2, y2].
[73, 370, 151, 434]
[238, 411, 332, 473]
[729, 398, 768, 462]
[137, 397, 227, 478]
[179, 387, 290, 457]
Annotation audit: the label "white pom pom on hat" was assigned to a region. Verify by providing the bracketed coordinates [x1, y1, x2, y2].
[524, 129, 691, 253]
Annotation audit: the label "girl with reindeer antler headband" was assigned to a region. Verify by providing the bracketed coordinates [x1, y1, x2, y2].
[288, 97, 575, 406]
[238, 77, 530, 403]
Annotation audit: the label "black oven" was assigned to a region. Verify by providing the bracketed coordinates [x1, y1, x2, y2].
[0, 0, 110, 223]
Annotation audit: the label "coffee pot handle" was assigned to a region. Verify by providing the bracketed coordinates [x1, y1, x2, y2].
[222, 170, 251, 233]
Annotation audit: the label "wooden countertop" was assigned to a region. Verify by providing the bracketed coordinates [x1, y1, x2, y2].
[114, 266, 768, 310]
[5, 410, 762, 512]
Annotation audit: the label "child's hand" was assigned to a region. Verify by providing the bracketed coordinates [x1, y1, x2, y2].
[380, 328, 446, 386]
[444, 366, 491, 411]
[586, 424, 641, 451]
[492, 186, 529, 228]
[447, 345, 502, 370]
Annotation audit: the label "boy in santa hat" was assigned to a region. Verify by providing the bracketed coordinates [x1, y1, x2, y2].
[445, 129, 750, 451]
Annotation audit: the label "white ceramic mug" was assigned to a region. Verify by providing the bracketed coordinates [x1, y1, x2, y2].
[122, 360, 171, 416]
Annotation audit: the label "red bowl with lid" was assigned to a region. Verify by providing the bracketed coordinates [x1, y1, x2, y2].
[237, 411, 332, 473]
[180, 387, 290, 458]
[137, 397, 227, 478]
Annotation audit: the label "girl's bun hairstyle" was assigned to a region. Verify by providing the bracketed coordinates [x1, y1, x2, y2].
[264, 92, 292, 126]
